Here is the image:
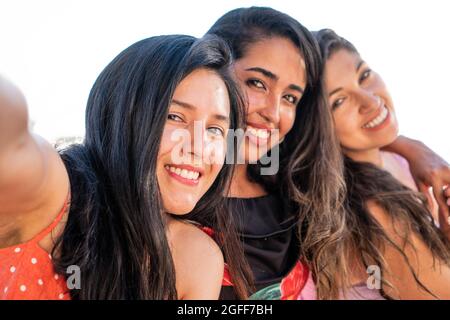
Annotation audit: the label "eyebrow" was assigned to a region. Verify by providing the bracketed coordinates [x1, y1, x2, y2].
[171, 99, 230, 122]
[245, 67, 304, 94]
[329, 87, 342, 97]
[329, 60, 366, 97]
[246, 67, 278, 80]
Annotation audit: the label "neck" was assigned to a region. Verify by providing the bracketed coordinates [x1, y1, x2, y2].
[345, 148, 383, 167]
[229, 163, 268, 198]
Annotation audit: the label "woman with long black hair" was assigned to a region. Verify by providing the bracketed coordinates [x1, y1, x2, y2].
[0, 34, 251, 299]
[206, 7, 345, 300]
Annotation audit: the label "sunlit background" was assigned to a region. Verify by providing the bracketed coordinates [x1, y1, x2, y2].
[1, 0, 449, 160]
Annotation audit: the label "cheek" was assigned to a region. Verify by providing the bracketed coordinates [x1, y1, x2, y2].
[246, 91, 266, 114]
[333, 112, 360, 143]
[204, 138, 227, 165]
[208, 163, 224, 183]
[279, 107, 296, 138]
[158, 126, 178, 158]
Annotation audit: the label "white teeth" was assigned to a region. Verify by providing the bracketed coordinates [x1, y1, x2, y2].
[363, 106, 389, 129]
[165, 165, 200, 181]
[247, 126, 270, 139]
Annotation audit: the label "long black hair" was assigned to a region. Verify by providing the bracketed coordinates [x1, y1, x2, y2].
[207, 7, 347, 299]
[314, 28, 450, 299]
[55, 34, 251, 299]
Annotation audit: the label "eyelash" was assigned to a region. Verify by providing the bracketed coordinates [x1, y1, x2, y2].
[332, 97, 346, 110]
[359, 69, 372, 83]
[207, 127, 225, 137]
[284, 95, 298, 105]
[167, 113, 184, 122]
[247, 78, 266, 90]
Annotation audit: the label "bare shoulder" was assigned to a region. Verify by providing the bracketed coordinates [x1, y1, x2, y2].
[167, 219, 224, 299]
[366, 200, 414, 241]
[167, 219, 224, 268]
[366, 200, 450, 299]
[366, 201, 393, 228]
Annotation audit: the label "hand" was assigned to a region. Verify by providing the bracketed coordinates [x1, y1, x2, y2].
[406, 141, 450, 233]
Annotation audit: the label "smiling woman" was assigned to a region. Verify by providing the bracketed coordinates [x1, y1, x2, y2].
[0, 35, 252, 300]
[325, 48, 399, 162]
[232, 36, 306, 164]
[157, 68, 231, 214]
[314, 28, 450, 299]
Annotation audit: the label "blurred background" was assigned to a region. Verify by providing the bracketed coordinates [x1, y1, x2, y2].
[1, 0, 448, 159]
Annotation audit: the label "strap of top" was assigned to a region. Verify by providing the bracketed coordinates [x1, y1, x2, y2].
[30, 192, 70, 244]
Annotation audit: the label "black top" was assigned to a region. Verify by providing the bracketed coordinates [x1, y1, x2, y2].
[220, 193, 300, 300]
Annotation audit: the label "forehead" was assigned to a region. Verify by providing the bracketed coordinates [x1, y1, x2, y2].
[237, 37, 307, 85]
[325, 49, 361, 88]
[172, 68, 230, 112]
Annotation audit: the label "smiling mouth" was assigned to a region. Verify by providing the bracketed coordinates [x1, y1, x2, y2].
[164, 165, 203, 186]
[362, 105, 390, 129]
[246, 121, 273, 144]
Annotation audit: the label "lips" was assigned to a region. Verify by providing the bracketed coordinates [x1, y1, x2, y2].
[164, 164, 203, 186]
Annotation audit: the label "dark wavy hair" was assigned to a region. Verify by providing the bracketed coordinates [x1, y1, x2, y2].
[314, 28, 450, 299]
[207, 7, 348, 299]
[54, 35, 252, 299]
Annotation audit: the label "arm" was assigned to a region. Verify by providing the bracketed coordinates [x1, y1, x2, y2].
[368, 201, 450, 299]
[383, 135, 450, 232]
[169, 220, 224, 300]
[0, 76, 68, 242]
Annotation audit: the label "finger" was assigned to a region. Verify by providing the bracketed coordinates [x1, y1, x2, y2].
[432, 181, 450, 224]
[417, 182, 431, 196]
[438, 205, 450, 235]
[444, 185, 450, 206]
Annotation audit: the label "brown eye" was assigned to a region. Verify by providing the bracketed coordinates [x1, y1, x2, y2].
[167, 113, 184, 122]
[332, 97, 346, 110]
[359, 69, 372, 82]
[247, 79, 266, 90]
[284, 94, 298, 105]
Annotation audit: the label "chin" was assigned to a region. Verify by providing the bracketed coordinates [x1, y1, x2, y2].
[163, 199, 198, 216]
[380, 127, 399, 147]
[166, 206, 196, 216]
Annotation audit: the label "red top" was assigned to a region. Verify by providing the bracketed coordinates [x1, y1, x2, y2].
[0, 197, 71, 300]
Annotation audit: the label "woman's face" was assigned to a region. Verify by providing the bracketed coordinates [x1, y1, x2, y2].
[157, 68, 231, 215]
[324, 49, 399, 157]
[233, 37, 306, 163]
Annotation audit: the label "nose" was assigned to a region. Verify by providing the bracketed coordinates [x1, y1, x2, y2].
[186, 120, 206, 161]
[358, 90, 381, 114]
[258, 94, 281, 125]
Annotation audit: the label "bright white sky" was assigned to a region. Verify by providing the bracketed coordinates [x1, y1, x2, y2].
[1, 0, 449, 161]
